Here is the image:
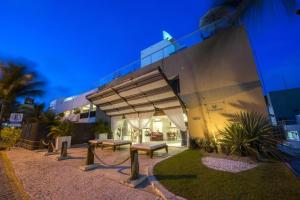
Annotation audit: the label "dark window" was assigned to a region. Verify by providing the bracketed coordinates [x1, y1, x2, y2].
[297, 9, 300, 15]
[89, 111, 96, 117]
[80, 112, 89, 119]
[169, 76, 180, 94]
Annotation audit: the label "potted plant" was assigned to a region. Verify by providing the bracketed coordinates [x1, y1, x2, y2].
[49, 120, 73, 150]
[93, 120, 110, 140]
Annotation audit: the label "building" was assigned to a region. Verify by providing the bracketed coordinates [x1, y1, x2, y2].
[86, 26, 267, 147]
[49, 89, 105, 123]
[266, 87, 300, 124]
[141, 31, 181, 67]
[49, 31, 182, 124]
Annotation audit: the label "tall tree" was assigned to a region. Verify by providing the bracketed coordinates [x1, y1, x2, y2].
[0, 62, 44, 122]
[18, 103, 46, 123]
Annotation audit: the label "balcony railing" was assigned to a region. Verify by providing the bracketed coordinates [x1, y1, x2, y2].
[97, 29, 209, 88]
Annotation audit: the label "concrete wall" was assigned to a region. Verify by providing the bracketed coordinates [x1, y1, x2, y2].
[156, 26, 267, 138]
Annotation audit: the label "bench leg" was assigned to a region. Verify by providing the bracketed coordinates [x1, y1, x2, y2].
[113, 146, 116, 152]
[165, 146, 168, 154]
[150, 150, 153, 159]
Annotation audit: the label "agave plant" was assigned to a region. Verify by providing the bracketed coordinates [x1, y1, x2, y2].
[219, 111, 277, 158]
[219, 123, 259, 156]
[230, 111, 272, 138]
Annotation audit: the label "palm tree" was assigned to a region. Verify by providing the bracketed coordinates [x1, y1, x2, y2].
[200, 0, 297, 32]
[0, 62, 44, 122]
[18, 103, 49, 123]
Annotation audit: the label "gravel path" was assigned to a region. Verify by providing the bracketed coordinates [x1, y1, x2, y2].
[202, 156, 258, 173]
[5, 147, 182, 200]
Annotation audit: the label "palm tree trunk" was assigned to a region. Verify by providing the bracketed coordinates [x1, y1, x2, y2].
[0, 103, 6, 123]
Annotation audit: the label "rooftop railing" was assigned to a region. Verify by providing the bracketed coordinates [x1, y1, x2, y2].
[96, 16, 232, 88]
[97, 29, 206, 88]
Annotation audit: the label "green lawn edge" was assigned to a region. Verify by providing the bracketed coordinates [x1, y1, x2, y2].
[153, 149, 300, 200]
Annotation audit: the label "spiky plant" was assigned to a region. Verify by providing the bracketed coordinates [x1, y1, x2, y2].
[219, 123, 259, 156]
[219, 111, 279, 159]
[230, 111, 272, 138]
[230, 111, 273, 154]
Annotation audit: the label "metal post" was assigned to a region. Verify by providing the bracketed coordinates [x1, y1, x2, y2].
[48, 142, 53, 153]
[86, 143, 95, 165]
[61, 141, 68, 158]
[130, 149, 139, 181]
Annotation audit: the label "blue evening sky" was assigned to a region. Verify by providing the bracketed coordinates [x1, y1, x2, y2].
[0, 0, 299, 105]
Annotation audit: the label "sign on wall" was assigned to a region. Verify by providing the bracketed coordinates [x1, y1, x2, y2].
[9, 113, 23, 123]
[205, 102, 225, 113]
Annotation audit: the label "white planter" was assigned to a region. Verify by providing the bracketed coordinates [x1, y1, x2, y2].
[96, 133, 108, 140]
[55, 136, 72, 151]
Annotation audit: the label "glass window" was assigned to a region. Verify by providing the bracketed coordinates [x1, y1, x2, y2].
[80, 104, 90, 113]
[153, 120, 163, 132]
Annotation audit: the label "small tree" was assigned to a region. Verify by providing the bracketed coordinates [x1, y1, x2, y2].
[93, 120, 110, 135]
[49, 120, 73, 138]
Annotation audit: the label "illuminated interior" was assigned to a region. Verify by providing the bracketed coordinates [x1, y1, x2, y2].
[113, 115, 182, 147]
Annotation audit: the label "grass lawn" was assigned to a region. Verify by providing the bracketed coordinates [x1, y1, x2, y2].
[154, 150, 300, 200]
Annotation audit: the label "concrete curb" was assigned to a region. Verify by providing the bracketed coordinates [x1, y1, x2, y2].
[146, 153, 187, 200]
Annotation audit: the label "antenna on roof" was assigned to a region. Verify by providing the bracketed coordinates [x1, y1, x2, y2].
[162, 31, 173, 40]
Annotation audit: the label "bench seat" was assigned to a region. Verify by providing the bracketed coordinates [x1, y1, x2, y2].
[131, 143, 168, 158]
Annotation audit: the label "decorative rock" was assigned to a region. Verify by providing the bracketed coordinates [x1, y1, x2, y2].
[202, 157, 258, 173]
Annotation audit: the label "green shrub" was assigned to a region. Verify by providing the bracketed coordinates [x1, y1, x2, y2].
[219, 111, 273, 158]
[190, 136, 218, 153]
[190, 137, 199, 149]
[49, 120, 73, 138]
[219, 123, 258, 156]
[93, 120, 110, 135]
[0, 127, 22, 150]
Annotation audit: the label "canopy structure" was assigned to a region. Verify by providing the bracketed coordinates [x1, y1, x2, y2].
[86, 67, 185, 117]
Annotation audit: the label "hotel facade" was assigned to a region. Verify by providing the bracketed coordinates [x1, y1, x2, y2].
[50, 26, 267, 147]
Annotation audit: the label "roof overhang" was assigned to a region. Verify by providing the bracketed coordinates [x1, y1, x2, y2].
[87, 67, 184, 116]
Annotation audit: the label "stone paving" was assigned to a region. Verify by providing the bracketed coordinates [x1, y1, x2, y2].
[0, 152, 19, 200]
[5, 146, 184, 200]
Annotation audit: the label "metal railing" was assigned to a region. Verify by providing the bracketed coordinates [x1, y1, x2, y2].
[96, 29, 207, 88]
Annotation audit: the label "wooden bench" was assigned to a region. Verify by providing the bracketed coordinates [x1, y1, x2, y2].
[131, 143, 168, 158]
[89, 139, 132, 151]
[102, 139, 132, 151]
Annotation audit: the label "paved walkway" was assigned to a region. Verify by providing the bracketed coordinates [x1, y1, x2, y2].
[0, 152, 20, 200]
[6, 146, 184, 200]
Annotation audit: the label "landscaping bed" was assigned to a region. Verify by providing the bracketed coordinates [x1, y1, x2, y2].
[154, 150, 300, 200]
